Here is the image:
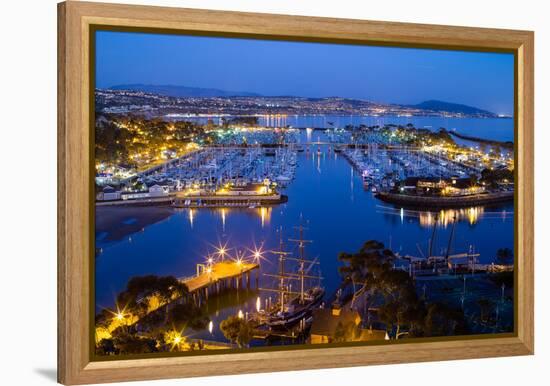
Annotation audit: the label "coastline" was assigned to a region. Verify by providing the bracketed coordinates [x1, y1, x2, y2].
[448, 130, 514, 149]
[375, 191, 514, 209]
[95, 205, 175, 246]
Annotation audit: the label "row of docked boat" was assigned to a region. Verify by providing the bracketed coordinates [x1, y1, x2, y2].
[342, 145, 474, 192]
[135, 146, 298, 192]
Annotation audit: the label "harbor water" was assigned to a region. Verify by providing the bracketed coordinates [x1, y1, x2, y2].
[95, 131, 514, 342]
[170, 114, 515, 142]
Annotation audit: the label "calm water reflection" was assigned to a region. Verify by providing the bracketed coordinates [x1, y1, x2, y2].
[96, 141, 514, 341]
[176, 115, 514, 142]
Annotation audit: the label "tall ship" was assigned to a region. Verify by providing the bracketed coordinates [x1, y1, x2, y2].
[259, 224, 325, 328]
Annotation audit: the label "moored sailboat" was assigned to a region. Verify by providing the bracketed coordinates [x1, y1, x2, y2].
[259, 224, 325, 328]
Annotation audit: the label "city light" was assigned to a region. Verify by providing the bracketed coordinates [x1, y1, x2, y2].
[215, 241, 230, 260]
[249, 243, 266, 264]
[95, 85, 515, 355]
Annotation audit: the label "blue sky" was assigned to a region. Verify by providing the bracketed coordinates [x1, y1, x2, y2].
[96, 30, 514, 115]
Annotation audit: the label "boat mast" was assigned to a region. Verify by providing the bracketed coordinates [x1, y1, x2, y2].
[289, 223, 312, 304]
[428, 213, 438, 258]
[271, 227, 291, 313]
[445, 215, 457, 267]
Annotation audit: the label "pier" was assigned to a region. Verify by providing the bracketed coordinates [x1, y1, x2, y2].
[180, 260, 260, 304]
[172, 192, 287, 208]
[376, 191, 514, 208]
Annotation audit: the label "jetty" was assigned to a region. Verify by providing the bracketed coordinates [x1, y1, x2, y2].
[180, 260, 260, 304]
[172, 192, 287, 208]
[376, 191, 513, 208]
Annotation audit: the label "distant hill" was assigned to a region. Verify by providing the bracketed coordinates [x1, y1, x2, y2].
[411, 100, 496, 117]
[109, 84, 261, 98]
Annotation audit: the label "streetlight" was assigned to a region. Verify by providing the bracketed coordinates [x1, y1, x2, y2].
[216, 243, 229, 261]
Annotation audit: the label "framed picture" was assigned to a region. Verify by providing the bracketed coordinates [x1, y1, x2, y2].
[58, 1, 534, 384]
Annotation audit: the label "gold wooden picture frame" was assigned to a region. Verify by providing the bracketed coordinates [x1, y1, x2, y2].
[58, 1, 534, 384]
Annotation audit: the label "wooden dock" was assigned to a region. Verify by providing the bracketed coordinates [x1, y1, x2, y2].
[172, 193, 287, 208]
[180, 261, 260, 304]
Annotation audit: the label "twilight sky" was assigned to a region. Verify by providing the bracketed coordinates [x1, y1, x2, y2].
[96, 30, 515, 115]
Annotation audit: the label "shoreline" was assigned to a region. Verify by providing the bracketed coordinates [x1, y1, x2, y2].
[95, 205, 176, 246]
[448, 130, 514, 149]
[375, 191, 514, 209]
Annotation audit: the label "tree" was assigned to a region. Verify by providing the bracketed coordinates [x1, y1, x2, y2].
[220, 316, 253, 348]
[338, 240, 394, 283]
[113, 334, 157, 354]
[339, 240, 469, 339]
[116, 275, 188, 318]
[95, 309, 114, 329]
[167, 303, 209, 331]
[95, 338, 118, 355]
[422, 303, 467, 337]
[480, 167, 514, 188]
[377, 269, 424, 337]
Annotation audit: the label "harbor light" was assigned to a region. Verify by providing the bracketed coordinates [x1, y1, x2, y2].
[251, 245, 265, 263]
[174, 335, 182, 344]
[115, 313, 124, 321]
[216, 244, 228, 260]
[256, 297, 261, 312]
[238, 310, 244, 319]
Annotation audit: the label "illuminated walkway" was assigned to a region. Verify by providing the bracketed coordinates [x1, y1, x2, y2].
[181, 260, 260, 296]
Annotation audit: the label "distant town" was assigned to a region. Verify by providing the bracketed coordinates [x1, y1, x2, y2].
[96, 87, 508, 119]
[94, 88, 515, 356]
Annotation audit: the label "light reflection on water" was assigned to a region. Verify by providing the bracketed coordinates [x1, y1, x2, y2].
[377, 205, 513, 228]
[95, 132, 514, 341]
[178, 115, 515, 142]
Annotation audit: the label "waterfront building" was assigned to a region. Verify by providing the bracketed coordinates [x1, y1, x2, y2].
[96, 186, 121, 201]
[310, 305, 361, 344]
[400, 177, 485, 196]
[148, 184, 171, 197]
[216, 183, 272, 196]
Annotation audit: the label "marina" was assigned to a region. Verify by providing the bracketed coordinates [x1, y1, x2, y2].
[95, 129, 514, 349]
[90, 28, 517, 358]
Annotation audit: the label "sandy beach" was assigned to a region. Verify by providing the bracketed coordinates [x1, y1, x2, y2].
[95, 205, 175, 245]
